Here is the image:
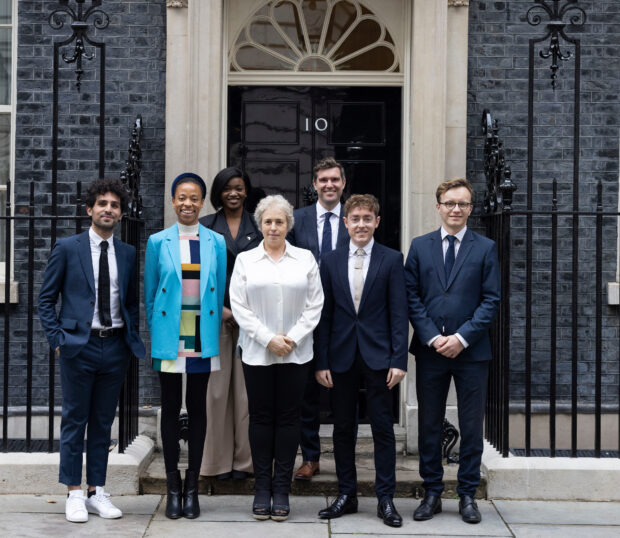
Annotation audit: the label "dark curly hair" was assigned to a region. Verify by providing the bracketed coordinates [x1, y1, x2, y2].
[84, 177, 129, 213]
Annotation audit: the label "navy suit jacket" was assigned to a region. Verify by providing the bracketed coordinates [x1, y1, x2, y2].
[404, 228, 500, 362]
[287, 204, 348, 261]
[38, 231, 146, 360]
[316, 242, 409, 373]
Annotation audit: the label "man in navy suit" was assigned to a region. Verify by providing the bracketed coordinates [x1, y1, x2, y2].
[287, 156, 349, 481]
[38, 178, 145, 523]
[315, 194, 408, 528]
[405, 178, 500, 524]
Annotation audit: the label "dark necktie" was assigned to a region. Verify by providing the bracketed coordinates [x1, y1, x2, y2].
[321, 212, 333, 261]
[98, 240, 112, 327]
[445, 235, 456, 283]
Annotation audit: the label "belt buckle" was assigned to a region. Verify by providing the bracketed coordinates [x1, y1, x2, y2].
[98, 329, 109, 338]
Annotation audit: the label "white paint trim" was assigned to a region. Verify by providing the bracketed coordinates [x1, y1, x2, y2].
[227, 71, 404, 86]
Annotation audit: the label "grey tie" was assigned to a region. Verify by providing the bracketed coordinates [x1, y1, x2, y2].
[353, 248, 366, 312]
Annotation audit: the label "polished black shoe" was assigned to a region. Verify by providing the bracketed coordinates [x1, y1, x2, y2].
[318, 494, 358, 519]
[216, 472, 232, 480]
[377, 498, 402, 528]
[413, 494, 442, 521]
[182, 470, 200, 519]
[459, 495, 481, 524]
[165, 470, 183, 519]
[232, 470, 251, 480]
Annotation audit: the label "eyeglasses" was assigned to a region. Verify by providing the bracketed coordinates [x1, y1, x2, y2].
[438, 202, 473, 210]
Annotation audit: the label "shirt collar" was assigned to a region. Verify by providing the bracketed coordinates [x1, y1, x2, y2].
[316, 201, 341, 219]
[252, 239, 298, 261]
[349, 237, 374, 256]
[89, 227, 113, 247]
[441, 226, 467, 243]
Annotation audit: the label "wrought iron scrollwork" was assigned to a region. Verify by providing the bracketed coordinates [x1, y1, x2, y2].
[302, 184, 319, 206]
[482, 110, 517, 213]
[526, 0, 586, 89]
[120, 116, 143, 219]
[48, 0, 110, 91]
[441, 418, 459, 464]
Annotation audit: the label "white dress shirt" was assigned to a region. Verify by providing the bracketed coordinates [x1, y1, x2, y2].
[230, 240, 324, 366]
[427, 226, 469, 348]
[89, 227, 123, 329]
[316, 202, 341, 253]
[347, 238, 373, 303]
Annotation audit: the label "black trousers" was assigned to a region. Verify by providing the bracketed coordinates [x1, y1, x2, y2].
[159, 371, 210, 473]
[331, 354, 396, 500]
[242, 361, 310, 494]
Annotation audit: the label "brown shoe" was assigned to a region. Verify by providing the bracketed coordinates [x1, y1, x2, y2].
[294, 461, 320, 481]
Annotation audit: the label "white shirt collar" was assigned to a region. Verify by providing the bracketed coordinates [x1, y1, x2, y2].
[316, 201, 341, 219]
[349, 237, 374, 256]
[252, 239, 299, 261]
[89, 227, 113, 246]
[441, 226, 467, 243]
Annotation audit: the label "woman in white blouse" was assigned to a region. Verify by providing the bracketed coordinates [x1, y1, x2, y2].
[230, 194, 324, 522]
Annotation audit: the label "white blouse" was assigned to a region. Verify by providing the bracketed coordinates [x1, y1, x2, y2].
[229, 240, 324, 366]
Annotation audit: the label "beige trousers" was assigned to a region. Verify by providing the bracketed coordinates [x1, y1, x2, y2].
[200, 323, 252, 476]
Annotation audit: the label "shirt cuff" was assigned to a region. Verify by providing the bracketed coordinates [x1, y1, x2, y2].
[455, 333, 469, 348]
[256, 328, 276, 348]
[427, 334, 441, 347]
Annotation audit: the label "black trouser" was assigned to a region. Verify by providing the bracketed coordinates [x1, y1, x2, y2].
[242, 361, 310, 494]
[159, 371, 210, 473]
[331, 354, 396, 500]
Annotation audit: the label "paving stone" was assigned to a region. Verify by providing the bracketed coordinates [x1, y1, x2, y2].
[152, 494, 328, 523]
[509, 524, 620, 538]
[493, 500, 620, 525]
[328, 497, 512, 536]
[0, 513, 152, 538]
[144, 520, 328, 538]
[0, 493, 162, 514]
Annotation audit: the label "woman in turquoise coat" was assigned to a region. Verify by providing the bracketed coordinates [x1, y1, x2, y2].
[144, 173, 226, 520]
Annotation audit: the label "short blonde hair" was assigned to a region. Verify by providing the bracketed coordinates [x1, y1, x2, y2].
[254, 194, 295, 232]
[343, 194, 380, 217]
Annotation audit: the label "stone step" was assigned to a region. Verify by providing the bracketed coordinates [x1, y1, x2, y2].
[141, 450, 486, 499]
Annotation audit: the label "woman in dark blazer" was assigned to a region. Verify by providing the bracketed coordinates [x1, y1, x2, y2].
[199, 167, 262, 480]
[144, 173, 226, 520]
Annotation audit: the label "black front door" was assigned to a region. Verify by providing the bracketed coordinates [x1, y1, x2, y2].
[227, 86, 402, 422]
[227, 86, 401, 250]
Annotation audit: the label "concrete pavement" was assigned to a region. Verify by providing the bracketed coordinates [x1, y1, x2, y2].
[1, 494, 620, 537]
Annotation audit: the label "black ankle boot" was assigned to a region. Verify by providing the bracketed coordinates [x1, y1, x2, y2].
[182, 469, 200, 518]
[165, 470, 183, 519]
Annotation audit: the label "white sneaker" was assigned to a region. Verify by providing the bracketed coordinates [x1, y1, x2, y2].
[84, 486, 123, 519]
[66, 490, 88, 523]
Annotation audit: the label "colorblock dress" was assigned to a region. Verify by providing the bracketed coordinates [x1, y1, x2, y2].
[152, 223, 220, 374]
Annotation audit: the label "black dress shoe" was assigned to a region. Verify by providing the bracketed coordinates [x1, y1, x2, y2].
[232, 470, 251, 480]
[413, 494, 442, 521]
[165, 470, 183, 519]
[459, 495, 481, 524]
[318, 494, 358, 519]
[182, 469, 200, 519]
[216, 472, 232, 480]
[377, 498, 402, 528]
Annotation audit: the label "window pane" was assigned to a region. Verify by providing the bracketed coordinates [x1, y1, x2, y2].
[0, 114, 8, 186]
[0, 0, 10, 24]
[0, 27, 10, 104]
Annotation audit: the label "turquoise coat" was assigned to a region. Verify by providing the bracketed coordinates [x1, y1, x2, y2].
[144, 223, 226, 360]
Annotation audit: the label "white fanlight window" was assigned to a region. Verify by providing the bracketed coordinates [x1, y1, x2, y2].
[230, 0, 400, 74]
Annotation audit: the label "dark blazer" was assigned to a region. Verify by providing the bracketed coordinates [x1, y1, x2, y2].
[199, 210, 262, 308]
[38, 231, 146, 360]
[287, 204, 348, 261]
[316, 242, 409, 373]
[404, 228, 501, 361]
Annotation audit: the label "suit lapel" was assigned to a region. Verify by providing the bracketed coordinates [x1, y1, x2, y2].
[358, 242, 384, 313]
[165, 223, 182, 283]
[113, 237, 126, 302]
[446, 229, 474, 289]
[337, 247, 356, 313]
[199, 225, 214, 300]
[305, 205, 320, 259]
[431, 229, 447, 289]
[335, 210, 348, 249]
[76, 231, 96, 295]
[235, 211, 259, 251]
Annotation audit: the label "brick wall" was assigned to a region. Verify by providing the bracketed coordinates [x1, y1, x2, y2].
[467, 0, 620, 405]
[7, 0, 166, 409]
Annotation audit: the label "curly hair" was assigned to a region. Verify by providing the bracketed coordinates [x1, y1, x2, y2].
[84, 177, 129, 213]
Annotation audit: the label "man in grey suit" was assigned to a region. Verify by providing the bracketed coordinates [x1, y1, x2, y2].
[287, 156, 349, 480]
